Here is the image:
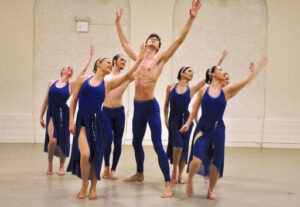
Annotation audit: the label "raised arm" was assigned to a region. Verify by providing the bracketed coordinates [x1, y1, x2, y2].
[70, 45, 94, 93]
[69, 76, 87, 136]
[179, 87, 204, 133]
[39, 80, 55, 128]
[223, 56, 268, 100]
[190, 78, 205, 98]
[115, 9, 138, 61]
[107, 44, 145, 92]
[164, 84, 173, 129]
[216, 50, 228, 66]
[158, 0, 202, 65]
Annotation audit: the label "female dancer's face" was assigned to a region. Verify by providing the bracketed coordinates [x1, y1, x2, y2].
[61, 66, 73, 78]
[181, 67, 194, 81]
[212, 66, 225, 82]
[221, 73, 230, 87]
[99, 58, 112, 75]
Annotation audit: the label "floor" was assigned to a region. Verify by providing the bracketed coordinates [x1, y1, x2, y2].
[0, 144, 299, 207]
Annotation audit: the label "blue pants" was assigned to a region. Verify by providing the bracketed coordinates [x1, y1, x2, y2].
[102, 106, 125, 171]
[132, 98, 170, 182]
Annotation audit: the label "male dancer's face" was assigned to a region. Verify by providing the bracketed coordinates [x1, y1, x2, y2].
[146, 36, 160, 52]
[116, 55, 127, 70]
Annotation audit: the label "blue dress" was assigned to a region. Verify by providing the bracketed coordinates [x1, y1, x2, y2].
[67, 77, 108, 180]
[167, 84, 194, 164]
[188, 87, 227, 177]
[44, 80, 70, 157]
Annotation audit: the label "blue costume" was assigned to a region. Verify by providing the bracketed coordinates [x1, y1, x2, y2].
[44, 80, 70, 157]
[167, 84, 194, 164]
[102, 106, 125, 171]
[188, 87, 226, 177]
[67, 77, 107, 180]
[132, 98, 170, 182]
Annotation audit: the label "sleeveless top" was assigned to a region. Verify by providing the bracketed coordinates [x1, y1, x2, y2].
[197, 87, 227, 136]
[169, 84, 191, 114]
[78, 76, 105, 114]
[48, 80, 70, 108]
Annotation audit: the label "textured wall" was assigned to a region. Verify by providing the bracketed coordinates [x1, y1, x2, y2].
[263, 0, 300, 148]
[0, 0, 35, 142]
[0, 0, 299, 148]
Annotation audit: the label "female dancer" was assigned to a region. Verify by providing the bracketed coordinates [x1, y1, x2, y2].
[180, 56, 267, 200]
[164, 50, 228, 184]
[40, 45, 94, 175]
[67, 44, 145, 200]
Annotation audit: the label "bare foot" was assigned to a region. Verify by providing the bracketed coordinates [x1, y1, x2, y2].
[186, 180, 194, 198]
[58, 166, 65, 176]
[178, 175, 186, 184]
[171, 171, 178, 184]
[88, 187, 98, 200]
[123, 173, 144, 182]
[110, 171, 118, 180]
[77, 181, 89, 199]
[161, 182, 173, 198]
[207, 191, 217, 200]
[102, 166, 110, 179]
[46, 162, 53, 175]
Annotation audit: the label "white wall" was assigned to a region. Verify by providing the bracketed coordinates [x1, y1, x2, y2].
[0, 0, 299, 148]
[0, 0, 35, 142]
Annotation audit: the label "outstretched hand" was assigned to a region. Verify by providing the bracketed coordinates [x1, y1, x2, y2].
[190, 0, 202, 18]
[222, 50, 229, 59]
[249, 56, 268, 75]
[116, 9, 123, 23]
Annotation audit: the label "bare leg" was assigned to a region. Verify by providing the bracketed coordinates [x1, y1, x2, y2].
[58, 149, 66, 176]
[186, 156, 202, 198]
[123, 173, 144, 182]
[102, 166, 110, 179]
[88, 165, 98, 200]
[77, 127, 90, 199]
[207, 164, 219, 200]
[161, 181, 173, 198]
[46, 118, 56, 175]
[171, 147, 182, 184]
[178, 153, 186, 184]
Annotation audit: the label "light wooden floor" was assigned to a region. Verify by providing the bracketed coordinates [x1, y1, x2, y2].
[0, 144, 299, 207]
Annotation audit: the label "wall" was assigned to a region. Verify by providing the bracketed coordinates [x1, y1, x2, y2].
[0, 0, 299, 148]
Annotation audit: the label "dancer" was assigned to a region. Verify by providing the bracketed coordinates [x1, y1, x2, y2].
[101, 54, 133, 180]
[67, 44, 145, 199]
[115, 0, 202, 198]
[180, 56, 267, 200]
[40, 45, 94, 176]
[164, 50, 228, 184]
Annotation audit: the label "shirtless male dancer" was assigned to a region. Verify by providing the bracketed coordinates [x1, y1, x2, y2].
[102, 54, 133, 180]
[115, 0, 202, 198]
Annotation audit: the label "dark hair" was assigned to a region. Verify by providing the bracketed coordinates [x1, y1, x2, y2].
[205, 66, 216, 84]
[112, 54, 122, 67]
[177, 66, 191, 80]
[60, 67, 64, 77]
[146, 33, 161, 53]
[93, 58, 106, 73]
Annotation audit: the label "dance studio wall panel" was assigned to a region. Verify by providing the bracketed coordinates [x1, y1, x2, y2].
[0, 0, 35, 142]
